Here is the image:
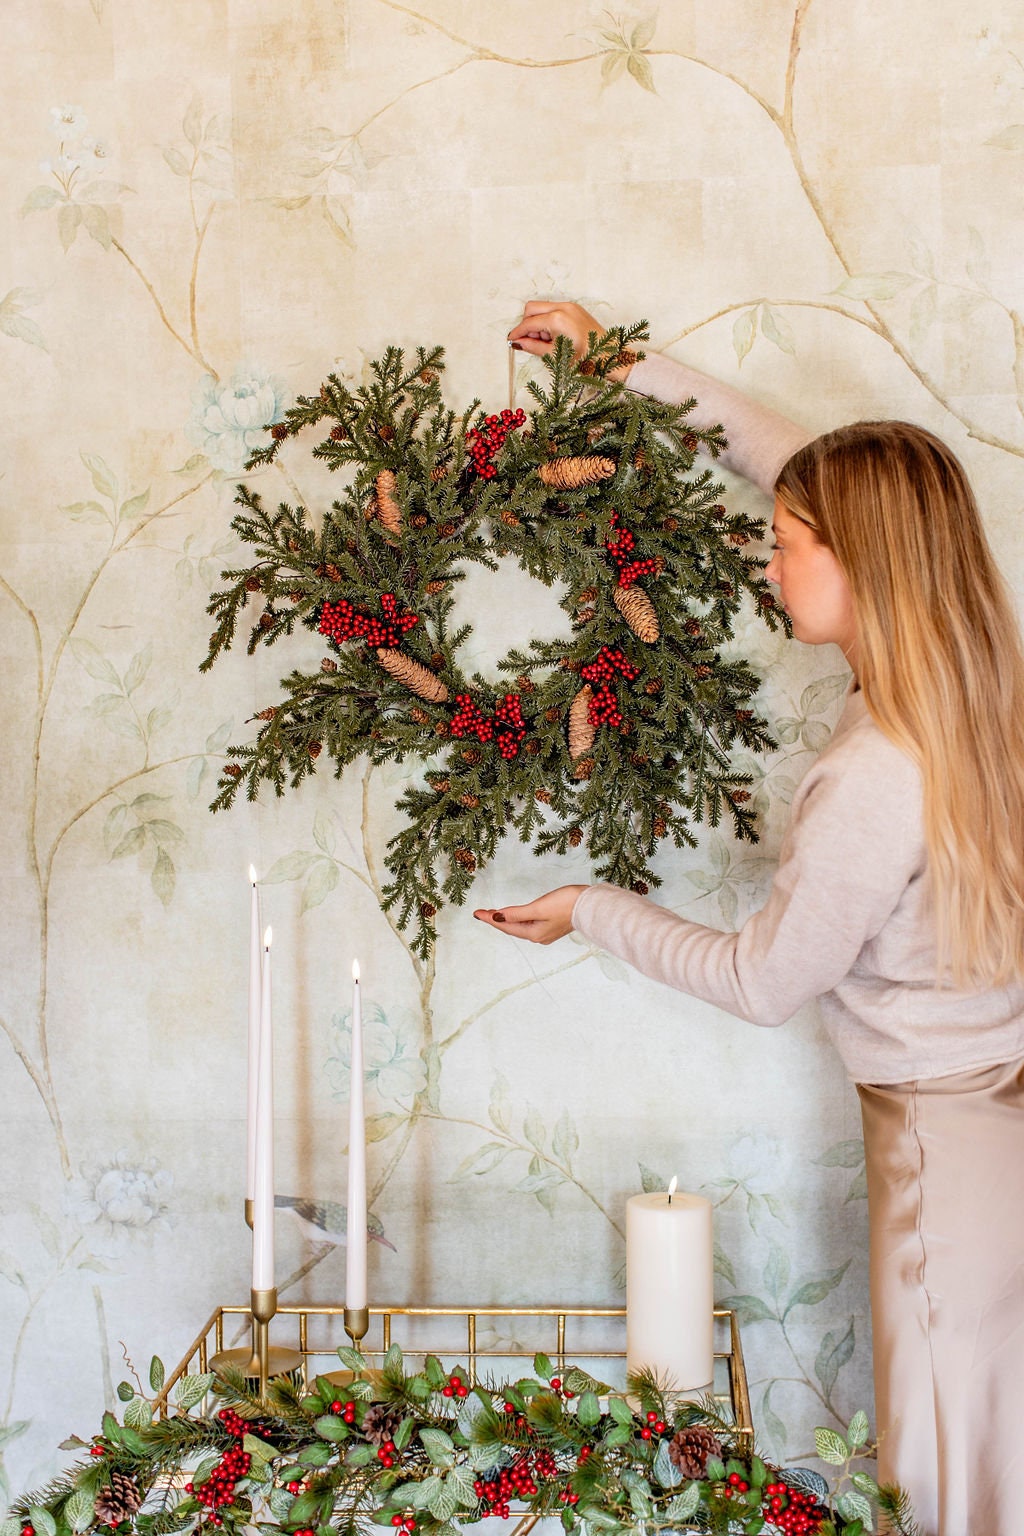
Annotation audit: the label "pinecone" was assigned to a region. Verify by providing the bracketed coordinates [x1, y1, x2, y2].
[410, 707, 430, 724]
[461, 747, 482, 765]
[374, 469, 402, 536]
[245, 575, 262, 592]
[453, 847, 476, 871]
[425, 580, 447, 595]
[568, 827, 583, 846]
[412, 514, 429, 529]
[662, 516, 679, 532]
[684, 619, 703, 637]
[644, 679, 662, 696]
[321, 657, 338, 673]
[613, 585, 660, 643]
[544, 706, 561, 723]
[375, 648, 449, 704]
[361, 1403, 404, 1447]
[516, 674, 536, 693]
[325, 563, 343, 583]
[568, 686, 596, 759]
[223, 763, 243, 778]
[271, 423, 290, 441]
[95, 1473, 142, 1527]
[668, 1425, 723, 1479]
[459, 793, 481, 809]
[577, 586, 598, 604]
[308, 740, 322, 759]
[572, 757, 595, 781]
[431, 778, 450, 794]
[538, 454, 616, 490]
[500, 507, 520, 527]
[420, 900, 437, 918]
[439, 522, 457, 538]
[255, 707, 278, 721]
[330, 424, 348, 441]
[430, 464, 449, 482]
[535, 788, 552, 804]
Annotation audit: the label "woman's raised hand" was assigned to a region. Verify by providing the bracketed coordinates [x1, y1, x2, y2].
[473, 885, 587, 945]
[507, 301, 604, 359]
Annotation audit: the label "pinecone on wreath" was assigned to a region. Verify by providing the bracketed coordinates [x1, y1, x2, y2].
[94, 1472, 142, 1527]
[361, 1403, 404, 1447]
[668, 1424, 723, 1478]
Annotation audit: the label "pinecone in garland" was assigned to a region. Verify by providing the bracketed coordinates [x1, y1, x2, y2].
[375, 648, 449, 704]
[568, 685, 596, 759]
[94, 1472, 142, 1527]
[613, 584, 660, 643]
[538, 454, 616, 490]
[361, 1403, 404, 1447]
[668, 1424, 723, 1479]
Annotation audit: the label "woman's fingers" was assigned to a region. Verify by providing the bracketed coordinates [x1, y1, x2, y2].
[507, 301, 601, 358]
[473, 886, 585, 944]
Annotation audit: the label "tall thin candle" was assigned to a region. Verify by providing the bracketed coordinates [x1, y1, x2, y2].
[246, 867, 261, 1212]
[252, 927, 275, 1291]
[345, 960, 367, 1310]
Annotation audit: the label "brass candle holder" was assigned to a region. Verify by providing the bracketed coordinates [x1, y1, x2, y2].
[244, 1198, 254, 1230]
[209, 1287, 303, 1394]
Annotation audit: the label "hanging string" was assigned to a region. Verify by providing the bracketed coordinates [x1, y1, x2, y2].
[508, 340, 516, 413]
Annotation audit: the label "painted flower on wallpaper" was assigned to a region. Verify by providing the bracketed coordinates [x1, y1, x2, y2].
[326, 1003, 427, 1104]
[186, 367, 287, 473]
[70, 1151, 173, 1247]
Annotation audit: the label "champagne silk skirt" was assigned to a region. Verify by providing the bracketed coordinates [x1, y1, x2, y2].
[857, 1056, 1024, 1536]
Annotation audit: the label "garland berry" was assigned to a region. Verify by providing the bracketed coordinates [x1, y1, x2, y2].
[466, 410, 526, 479]
[319, 593, 419, 649]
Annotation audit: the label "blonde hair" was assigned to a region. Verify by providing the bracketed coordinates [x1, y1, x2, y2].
[775, 420, 1024, 988]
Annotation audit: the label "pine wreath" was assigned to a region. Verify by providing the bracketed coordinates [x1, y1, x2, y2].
[201, 325, 784, 956]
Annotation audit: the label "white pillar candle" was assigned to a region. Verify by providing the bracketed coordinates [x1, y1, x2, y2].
[626, 1177, 713, 1392]
[246, 867, 261, 1206]
[252, 927, 275, 1291]
[345, 960, 367, 1310]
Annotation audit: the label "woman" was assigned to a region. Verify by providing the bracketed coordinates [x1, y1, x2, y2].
[474, 301, 1024, 1535]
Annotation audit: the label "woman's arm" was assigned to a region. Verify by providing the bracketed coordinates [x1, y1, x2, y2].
[508, 301, 813, 495]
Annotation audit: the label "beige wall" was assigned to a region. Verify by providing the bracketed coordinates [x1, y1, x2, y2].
[3, 0, 1022, 1499]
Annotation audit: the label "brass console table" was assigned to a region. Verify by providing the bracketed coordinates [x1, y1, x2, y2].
[160, 1304, 752, 1454]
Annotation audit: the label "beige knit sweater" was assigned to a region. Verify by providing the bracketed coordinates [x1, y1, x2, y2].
[571, 352, 1024, 1083]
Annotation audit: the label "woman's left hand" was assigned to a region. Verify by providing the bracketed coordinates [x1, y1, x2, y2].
[473, 886, 587, 944]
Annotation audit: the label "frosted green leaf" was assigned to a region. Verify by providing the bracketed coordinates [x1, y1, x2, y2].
[576, 1390, 600, 1427]
[313, 810, 337, 855]
[72, 637, 121, 686]
[29, 1511, 56, 1536]
[847, 1408, 869, 1448]
[175, 1372, 214, 1409]
[444, 1465, 477, 1508]
[814, 1426, 849, 1465]
[57, 203, 82, 250]
[427, 1481, 458, 1523]
[163, 147, 190, 177]
[852, 1469, 880, 1498]
[21, 185, 63, 214]
[626, 52, 656, 93]
[124, 1394, 153, 1428]
[264, 850, 318, 883]
[665, 1482, 700, 1520]
[411, 1475, 441, 1508]
[785, 1259, 850, 1315]
[628, 1482, 652, 1518]
[301, 859, 339, 911]
[652, 1437, 681, 1487]
[760, 305, 796, 355]
[523, 1106, 546, 1152]
[64, 1492, 95, 1533]
[449, 1142, 509, 1180]
[607, 1396, 632, 1426]
[832, 272, 915, 302]
[119, 489, 151, 521]
[838, 1490, 873, 1526]
[268, 1488, 293, 1519]
[732, 307, 758, 366]
[336, 1345, 365, 1370]
[149, 1355, 165, 1391]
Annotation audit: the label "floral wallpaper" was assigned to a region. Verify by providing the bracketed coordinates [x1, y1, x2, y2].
[3, 0, 1024, 1505]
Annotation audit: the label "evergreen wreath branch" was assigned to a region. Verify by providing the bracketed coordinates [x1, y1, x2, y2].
[201, 326, 785, 956]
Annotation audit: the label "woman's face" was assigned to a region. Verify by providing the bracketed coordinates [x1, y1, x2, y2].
[764, 500, 859, 668]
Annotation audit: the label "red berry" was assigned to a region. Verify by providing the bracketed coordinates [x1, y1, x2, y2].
[640, 1427, 651, 1440]
[549, 1378, 561, 1391]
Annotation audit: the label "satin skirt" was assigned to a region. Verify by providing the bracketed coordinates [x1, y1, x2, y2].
[857, 1056, 1024, 1536]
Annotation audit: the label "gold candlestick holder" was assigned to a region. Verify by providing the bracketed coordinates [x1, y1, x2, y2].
[209, 1287, 304, 1395]
[244, 1198, 254, 1230]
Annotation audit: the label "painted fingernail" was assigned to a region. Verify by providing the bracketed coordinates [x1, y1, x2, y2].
[493, 912, 507, 923]
[508, 341, 523, 351]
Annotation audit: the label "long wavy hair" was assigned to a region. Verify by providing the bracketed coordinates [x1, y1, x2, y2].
[775, 420, 1024, 988]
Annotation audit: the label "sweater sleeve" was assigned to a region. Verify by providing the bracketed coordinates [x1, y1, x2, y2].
[570, 724, 923, 1026]
[627, 352, 815, 495]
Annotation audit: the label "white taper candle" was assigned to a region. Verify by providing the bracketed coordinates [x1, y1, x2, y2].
[626, 1178, 713, 1391]
[252, 927, 275, 1290]
[345, 960, 367, 1310]
[246, 867, 261, 1205]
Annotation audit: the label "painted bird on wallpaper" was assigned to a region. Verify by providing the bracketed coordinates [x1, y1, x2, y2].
[275, 1195, 396, 1251]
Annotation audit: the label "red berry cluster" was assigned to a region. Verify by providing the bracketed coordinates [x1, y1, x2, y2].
[605, 513, 660, 589]
[89, 1442, 106, 1458]
[581, 646, 640, 733]
[762, 1481, 826, 1534]
[318, 593, 419, 649]
[329, 1397, 358, 1424]
[638, 1409, 667, 1440]
[441, 1372, 469, 1399]
[390, 1516, 417, 1531]
[465, 409, 527, 479]
[376, 1439, 398, 1469]
[473, 1449, 559, 1518]
[449, 694, 527, 760]
[217, 1408, 250, 1439]
[185, 1443, 251, 1524]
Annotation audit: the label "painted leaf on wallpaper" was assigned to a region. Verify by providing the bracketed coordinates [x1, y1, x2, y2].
[0, 288, 47, 351]
[732, 307, 758, 366]
[638, 1164, 665, 1194]
[815, 1317, 856, 1398]
[488, 1076, 512, 1134]
[759, 1382, 787, 1457]
[832, 273, 916, 302]
[784, 1260, 851, 1318]
[760, 306, 796, 357]
[986, 124, 1024, 150]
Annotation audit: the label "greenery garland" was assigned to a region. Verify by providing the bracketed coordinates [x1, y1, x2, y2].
[201, 325, 784, 955]
[8, 1348, 918, 1536]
